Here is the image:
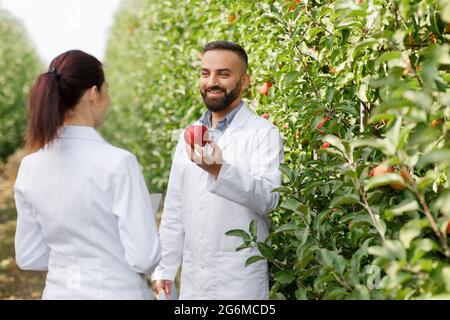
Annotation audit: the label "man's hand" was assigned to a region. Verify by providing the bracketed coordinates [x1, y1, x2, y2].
[185, 141, 223, 179]
[152, 279, 173, 299]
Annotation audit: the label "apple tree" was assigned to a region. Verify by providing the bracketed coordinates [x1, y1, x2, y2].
[0, 8, 41, 160]
[105, 0, 450, 299]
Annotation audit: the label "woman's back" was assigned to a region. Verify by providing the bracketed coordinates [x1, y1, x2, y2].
[14, 50, 160, 300]
[15, 126, 160, 299]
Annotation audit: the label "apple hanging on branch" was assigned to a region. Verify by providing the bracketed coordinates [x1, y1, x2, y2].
[184, 124, 209, 147]
[260, 81, 272, 96]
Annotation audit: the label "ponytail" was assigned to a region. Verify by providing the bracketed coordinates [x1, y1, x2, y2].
[24, 50, 105, 152]
[25, 71, 64, 152]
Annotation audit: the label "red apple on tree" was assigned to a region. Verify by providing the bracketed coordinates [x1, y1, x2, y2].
[260, 82, 272, 96]
[369, 164, 393, 177]
[316, 117, 330, 129]
[261, 113, 270, 119]
[184, 124, 209, 147]
[369, 164, 407, 190]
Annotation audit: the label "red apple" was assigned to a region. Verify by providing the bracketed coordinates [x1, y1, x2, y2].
[369, 164, 393, 177]
[261, 113, 270, 119]
[184, 124, 208, 147]
[320, 142, 330, 149]
[260, 82, 272, 96]
[369, 165, 407, 190]
[447, 221, 450, 234]
[316, 117, 330, 129]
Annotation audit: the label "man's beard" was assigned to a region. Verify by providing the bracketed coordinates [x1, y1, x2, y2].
[201, 80, 242, 112]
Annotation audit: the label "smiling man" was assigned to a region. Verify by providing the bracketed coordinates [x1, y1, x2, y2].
[152, 41, 284, 300]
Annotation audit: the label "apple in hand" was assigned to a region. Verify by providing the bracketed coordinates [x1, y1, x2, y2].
[184, 124, 209, 147]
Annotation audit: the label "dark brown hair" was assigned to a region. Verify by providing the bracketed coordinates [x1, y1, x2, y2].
[202, 41, 248, 72]
[26, 50, 105, 151]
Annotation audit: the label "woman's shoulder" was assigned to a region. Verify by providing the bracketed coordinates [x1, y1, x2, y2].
[96, 143, 140, 169]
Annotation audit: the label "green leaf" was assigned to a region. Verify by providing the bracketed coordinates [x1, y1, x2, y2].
[364, 173, 407, 192]
[417, 150, 450, 167]
[399, 219, 422, 248]
[275, 270, 296, 284]
[385, 200, 419, 217]
[368, 240, 406, 261]
[322, 287, 349, 300]
[330, 194, 360, 208]
[245, 255, 265, 267]
[357, 83, 368, 102]
[376, 51, 401, 65]
[274, 222, 298, 233]
[403, 91, 433, 111]
[281, 198, 301, 213]
[348, 215, 373, 230]
[279, 164, 294, 181]
[411, 239, 435, 262]
[284, 71, 299, 84]
[352, 285, 370, 300]
[270, 292, 286, 300]
[257, 242, 274, 259]
[436, 191, 450, 215]
[442, 267, 450, 292]
[441, 1, 450, 22]
[318, 249, 347, 274]
[225, 229, 250, 241]
[385, 116, 402, 151]
[249, 219, 257, 238]
[294, 228, 309, 246]
[351, 138, 395, 155]
[324, 134, 347, 155]
[236, 243, 251, 251]
[295, 288, 308, 300]
[374, 214, 387, 239]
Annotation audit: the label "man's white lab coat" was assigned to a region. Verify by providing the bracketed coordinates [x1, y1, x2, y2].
[153, 103, 283, 299]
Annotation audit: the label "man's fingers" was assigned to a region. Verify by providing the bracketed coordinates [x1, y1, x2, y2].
[193, 144, 203, 164]
[185, 144, 194, 161]
[153, 280, 165, 295]
[208, 141, 223, 163]
[164, 280, 172, 299]
[165, 284, 171, 295]
[209, 141, 219, 148]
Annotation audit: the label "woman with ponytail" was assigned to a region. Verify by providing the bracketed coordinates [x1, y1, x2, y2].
[14, 50, 161, 299]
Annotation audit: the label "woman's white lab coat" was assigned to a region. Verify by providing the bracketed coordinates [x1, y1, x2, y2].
[14, 126, 161, 299]
[153, 103, 283, 299]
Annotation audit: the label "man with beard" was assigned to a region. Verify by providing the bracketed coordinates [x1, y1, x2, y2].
[152, 41, 284, 300]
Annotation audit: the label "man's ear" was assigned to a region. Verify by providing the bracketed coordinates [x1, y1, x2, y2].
[242, 73, 251, 90]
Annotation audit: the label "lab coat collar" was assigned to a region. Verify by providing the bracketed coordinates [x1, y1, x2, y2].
[59, 126, 106, 143]
[214, 102, 252, 151]
[225, 101, 252, 131]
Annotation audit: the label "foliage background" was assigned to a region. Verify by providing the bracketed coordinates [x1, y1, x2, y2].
[0, 8, 44, 298]
[104, 0, 450, 299]
[0, 8, 41, 161]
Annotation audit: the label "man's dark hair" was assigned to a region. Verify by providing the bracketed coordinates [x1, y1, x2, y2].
[202, 41, 248, 72]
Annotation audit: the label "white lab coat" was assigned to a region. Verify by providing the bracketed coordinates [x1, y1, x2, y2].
[153, 103, 283, 299]
[14, 126, 161, 300]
